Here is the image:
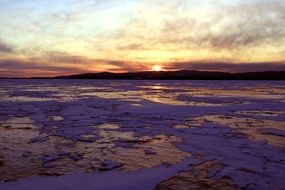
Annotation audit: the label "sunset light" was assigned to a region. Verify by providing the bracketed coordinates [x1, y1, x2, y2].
[0, 1, 285, 189]
[152, 65, 162, 72]
[0, 0, 284, 77]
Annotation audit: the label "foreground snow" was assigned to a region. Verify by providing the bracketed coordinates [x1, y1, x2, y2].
[0, 80, 285, 190]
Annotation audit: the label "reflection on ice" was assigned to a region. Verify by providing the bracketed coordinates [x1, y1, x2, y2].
[98, 124, 120, 130]
[0, 80, 285, 189]
[48, 116, 64, 122]
[156, 160, 239, 190]
[173, 118, 205, 129]
[1, 80, 285, 105]
[202, 115, 285, 147]
[236, 110, 285, 117]
[2, 96, 55, 102]
[1, 117, 37, 130]
[0, 119, 190, 181]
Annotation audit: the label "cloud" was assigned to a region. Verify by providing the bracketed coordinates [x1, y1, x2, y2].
[0, 40, 14, 54]
[199, 0, 285, 49]
[0, 50, 150, 77]
[1, 0, 285, 77]
[165, 61, 285, 73]
[0, 58, 86, 77]
[117, 43, 151, 51]
[42, 51, 145, 70]
[112, 0, 285, 54]
[44, 51, 93, 64]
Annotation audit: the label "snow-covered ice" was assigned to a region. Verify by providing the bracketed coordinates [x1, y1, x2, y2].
[0, 79, 285, 190]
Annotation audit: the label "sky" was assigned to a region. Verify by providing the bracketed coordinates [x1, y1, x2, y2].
[0, 0, 285, 77]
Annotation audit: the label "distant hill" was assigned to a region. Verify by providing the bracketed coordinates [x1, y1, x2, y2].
[52, 70, 285, 80]
[1, 70, 284, 80]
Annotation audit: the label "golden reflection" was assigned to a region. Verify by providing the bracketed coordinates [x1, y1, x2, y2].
[203, 115, 285, 147]
[152, 84, 164, 90]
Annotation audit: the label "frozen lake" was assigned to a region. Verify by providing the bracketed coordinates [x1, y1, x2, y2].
[0, 80, 285, 190]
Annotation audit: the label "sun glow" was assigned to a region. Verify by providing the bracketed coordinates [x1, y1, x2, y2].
[152, 65, 162, 72]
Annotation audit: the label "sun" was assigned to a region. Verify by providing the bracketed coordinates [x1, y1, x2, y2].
[152, 65, 162, 72]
